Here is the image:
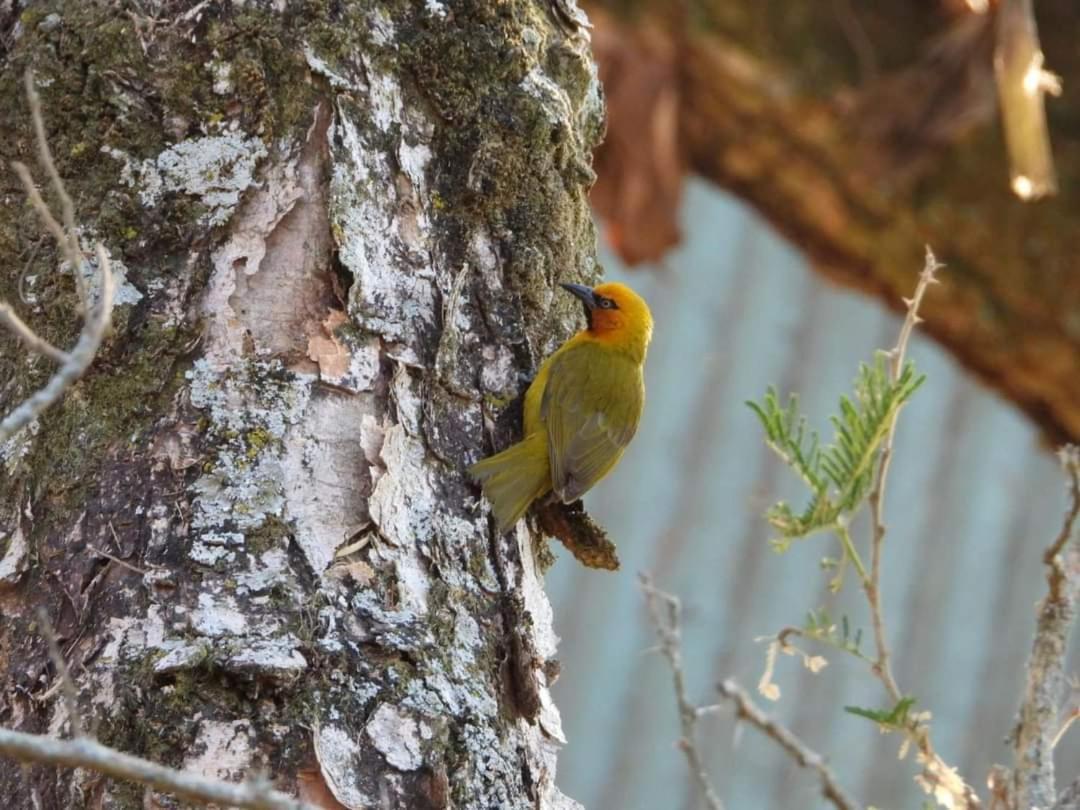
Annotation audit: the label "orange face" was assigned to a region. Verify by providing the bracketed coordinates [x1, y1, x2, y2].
[588, 282, 646, 336]
[560, 281, 653, 355]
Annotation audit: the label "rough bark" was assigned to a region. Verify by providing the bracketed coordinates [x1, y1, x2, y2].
[588, 0, 1080, 447]
[0, 2, 602, 808]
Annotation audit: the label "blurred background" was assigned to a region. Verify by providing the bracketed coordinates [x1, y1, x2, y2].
[546, 1, 1080, 807]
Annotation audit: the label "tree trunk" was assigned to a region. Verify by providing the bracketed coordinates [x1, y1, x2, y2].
[0, 2, 602, 808]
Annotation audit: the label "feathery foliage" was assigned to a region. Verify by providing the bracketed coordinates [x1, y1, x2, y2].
[844, 696, 918, 731]
[747, 352, 924, 549]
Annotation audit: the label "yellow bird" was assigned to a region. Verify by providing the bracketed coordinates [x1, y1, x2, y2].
[469, 281, 653, 532]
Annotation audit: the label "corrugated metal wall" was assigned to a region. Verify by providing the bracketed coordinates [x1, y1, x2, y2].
[546, 179, 1073, 809]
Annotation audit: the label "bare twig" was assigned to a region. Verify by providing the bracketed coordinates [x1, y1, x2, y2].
[716, 679, 859, 810]
[1, 72, 116, 444]
[21, 70, 83, 298]
[994, 0, 1061, 199]
[1012, 446, 1080, 810]
[0, 304, 68, 363]
[857, 251, 983, 808]
[0, 243, 114, 443]
[639, 574, 725, 810]
[865, 246, 942, 704]
[86, 544, 148, 576]
[35, 610, 85, 739]
[0, 728, 316, 810]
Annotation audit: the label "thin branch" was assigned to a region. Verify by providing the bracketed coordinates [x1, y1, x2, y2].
[716, 679, 859, 810]
[0, 302, 69, 363]
[22, 69, 84, 302]
[1012, 445, 1080, 810]
[1, 72, 116, 444]
[35, 611, 85, 739]
[0, 728, 316, 810]
[865, 246, 942, 704]
[640, 574, 725, 810]
[0, 243, 114, 443]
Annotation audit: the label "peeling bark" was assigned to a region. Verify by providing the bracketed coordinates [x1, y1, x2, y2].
[0, 2, 603, 808]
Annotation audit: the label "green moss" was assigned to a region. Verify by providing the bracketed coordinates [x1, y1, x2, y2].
[244, 515, 292, 555]
[19, 317, 196, 508]
[245, 426, 274, 459]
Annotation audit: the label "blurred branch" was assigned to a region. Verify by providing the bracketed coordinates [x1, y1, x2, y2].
[639, 574, 725, 810]
[0, 729, 316, 810]
[588, 4, 1080, 447]
[36, 610, 85, 740]
[716, 679, 858, 810]
[0, 71, 115, 444]
[0, 612, 317, 808]
[0, 304, 68, 364]
[1010, 446, 1080, 809]
[994, 0, 1061, 199]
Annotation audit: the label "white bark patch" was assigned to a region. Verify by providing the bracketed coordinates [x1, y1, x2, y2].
[1, 419, 38, 475]
[202, 151, 305, 367]
[424, 0, 447, 18]
[366, 703, 423, 771]
[517, 527, 567, 744]
[237, 547, 289, 594]
[480, 343, 516, 397]
[331, 107, 436, 362]
[0, 523, 29, 588]
[315, 725, 373, 810]
[303, 45, 358, 91]
[153, 641, 212, 675]
[229, 109, 336, 367]
[369, 424, 434, 549]
[185, 720, 254, 782]
[104, 133, 267, 226]
[281, 392, 372, 574]
[225, 636, 307, 681]
[191, 592, 249, 637]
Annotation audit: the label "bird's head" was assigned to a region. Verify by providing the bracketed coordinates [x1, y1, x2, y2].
[560, 281, 653, 360]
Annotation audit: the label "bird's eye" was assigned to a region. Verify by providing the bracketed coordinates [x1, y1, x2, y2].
[598, 297, 616, 309]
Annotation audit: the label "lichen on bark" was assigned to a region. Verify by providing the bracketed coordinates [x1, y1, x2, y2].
[0, 2, 603, 808]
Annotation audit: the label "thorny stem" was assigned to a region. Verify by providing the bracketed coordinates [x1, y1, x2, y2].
[865, 246, 942, 704]
[859, 251, 982, 808]
[640, 574, 725, 810]
[717, 679, 859, 810]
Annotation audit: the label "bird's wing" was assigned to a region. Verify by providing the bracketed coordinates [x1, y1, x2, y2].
[541, 344, 644, 503]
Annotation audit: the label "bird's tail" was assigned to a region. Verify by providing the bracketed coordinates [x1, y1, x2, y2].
[468, 433, 550, 533]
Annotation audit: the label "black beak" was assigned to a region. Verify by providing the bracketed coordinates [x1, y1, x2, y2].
[560, 283, 597, 310]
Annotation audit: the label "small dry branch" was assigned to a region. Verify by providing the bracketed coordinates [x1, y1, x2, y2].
[716, 679, 858, 810]
[0, 729, 316, 810]
[0, 70, 115, 444]
[865, 245, 942, 704]
[639, 574, 725, 810]
[0, 615, 318, 809]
